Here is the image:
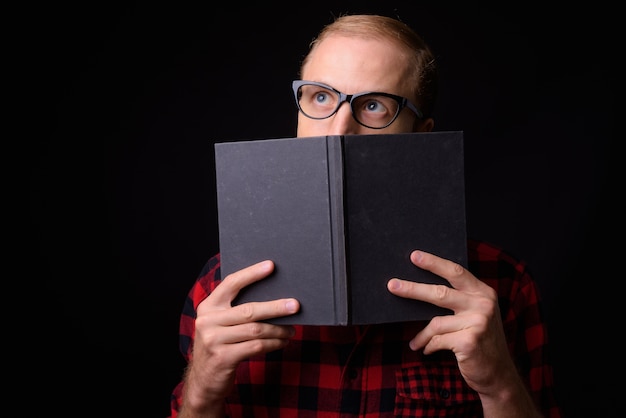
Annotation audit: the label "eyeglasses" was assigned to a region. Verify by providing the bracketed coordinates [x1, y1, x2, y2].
[292, 80, 423, 129]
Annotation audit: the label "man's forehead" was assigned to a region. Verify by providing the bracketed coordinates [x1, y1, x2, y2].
[301, 35, 413, 96]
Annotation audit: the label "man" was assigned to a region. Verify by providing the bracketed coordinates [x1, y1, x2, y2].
[170, 14, 561, 417]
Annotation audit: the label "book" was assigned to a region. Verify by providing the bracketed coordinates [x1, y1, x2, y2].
[214, 131, 467, 325]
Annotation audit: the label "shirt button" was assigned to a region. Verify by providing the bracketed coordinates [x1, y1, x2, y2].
[439, 389, 450, 399]
[348, 369, 359, 380]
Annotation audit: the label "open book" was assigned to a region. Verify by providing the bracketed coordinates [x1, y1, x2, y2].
[215, 131, 467, 325]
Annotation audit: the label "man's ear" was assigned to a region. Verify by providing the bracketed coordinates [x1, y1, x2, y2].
[414, 117, 434, 132]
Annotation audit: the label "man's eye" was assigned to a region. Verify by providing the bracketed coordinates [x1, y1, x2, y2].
[314, 92, 331, 104]
[365, 100, 386, 113]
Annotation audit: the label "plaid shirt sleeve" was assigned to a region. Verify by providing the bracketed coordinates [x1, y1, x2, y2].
[467, 239, 561, 418]
[169, 253, 222, 417]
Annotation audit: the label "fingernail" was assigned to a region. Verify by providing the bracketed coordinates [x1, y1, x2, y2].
[285, 299, 298, 313]
[260, 260, 273, 271]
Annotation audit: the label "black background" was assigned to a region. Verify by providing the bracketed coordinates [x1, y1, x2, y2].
[30, 2, 618, 416]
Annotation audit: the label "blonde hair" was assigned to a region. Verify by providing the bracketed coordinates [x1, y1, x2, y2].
[300, 14, 438, 118]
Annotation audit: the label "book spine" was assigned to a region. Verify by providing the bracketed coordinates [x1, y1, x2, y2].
[326, 136, 348, 325]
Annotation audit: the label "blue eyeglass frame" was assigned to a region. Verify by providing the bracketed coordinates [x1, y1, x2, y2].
[292, 80, 423, 129]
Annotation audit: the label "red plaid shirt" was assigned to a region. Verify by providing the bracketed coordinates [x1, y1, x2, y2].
[169, 239, 562, 417]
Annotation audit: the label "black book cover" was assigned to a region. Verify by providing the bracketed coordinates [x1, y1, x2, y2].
[214, 131, 467, 325]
